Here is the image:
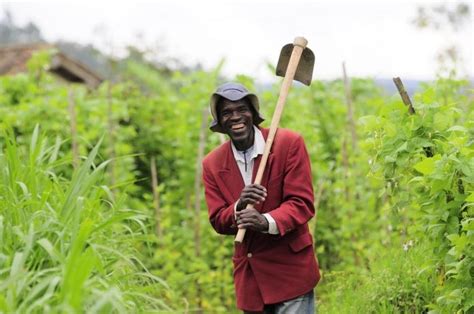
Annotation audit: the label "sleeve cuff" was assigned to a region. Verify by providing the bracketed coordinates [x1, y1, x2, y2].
[234, 200, 239, 219]
[263, 213, 279, 235]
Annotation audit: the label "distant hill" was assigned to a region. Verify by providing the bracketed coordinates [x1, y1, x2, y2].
[375, 77, 474, 97]
[374, 78, 425, 97]
[258, 78, 427, 96]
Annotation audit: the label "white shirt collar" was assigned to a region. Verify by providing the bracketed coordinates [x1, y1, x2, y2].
[231, 126, 265, 162]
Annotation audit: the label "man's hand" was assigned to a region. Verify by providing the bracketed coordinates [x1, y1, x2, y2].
[236, 208, 269, 232]
[236, 184, 267, 211]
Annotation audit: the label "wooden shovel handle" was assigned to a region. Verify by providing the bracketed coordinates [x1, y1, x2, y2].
[234, 37, 308, 244]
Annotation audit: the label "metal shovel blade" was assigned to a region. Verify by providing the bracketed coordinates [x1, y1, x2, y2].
[276, 43, 315, 86]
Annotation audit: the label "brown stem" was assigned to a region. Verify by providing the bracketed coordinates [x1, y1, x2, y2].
[342, 62, 358, 150]
[341, 136, 350, 202]
[150, 156, 161, 239]
[68, 89, 79, 170]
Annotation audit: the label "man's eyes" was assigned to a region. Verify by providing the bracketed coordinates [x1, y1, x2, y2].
[222, 108, 248, 115]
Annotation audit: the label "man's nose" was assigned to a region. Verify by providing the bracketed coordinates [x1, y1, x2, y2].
[230, 110, 241, 120]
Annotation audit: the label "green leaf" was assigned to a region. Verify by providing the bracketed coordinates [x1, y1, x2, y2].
[447, 125, 467, 133]
[414, 157, 436, 175]
[37, 238, 63, 264]
[461, 218, 474, 231]
[447, 233, 468, 257]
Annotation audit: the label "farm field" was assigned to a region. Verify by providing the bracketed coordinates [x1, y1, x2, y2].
[0, 50, 473, 313]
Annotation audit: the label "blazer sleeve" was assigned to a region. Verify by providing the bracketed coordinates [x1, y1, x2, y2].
[202, 161, 238, 235]
[268, 135, 315, 236]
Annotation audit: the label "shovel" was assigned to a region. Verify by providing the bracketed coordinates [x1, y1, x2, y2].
[235, 37, 315, 244]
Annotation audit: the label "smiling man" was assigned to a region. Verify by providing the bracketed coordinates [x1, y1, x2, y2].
[202, 82, 320, 313]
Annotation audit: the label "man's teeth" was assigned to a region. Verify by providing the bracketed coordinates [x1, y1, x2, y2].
[232, 123, 245, 130]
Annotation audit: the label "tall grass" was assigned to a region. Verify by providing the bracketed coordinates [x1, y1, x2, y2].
[317, 242, 437, 313]
[0, 126, 171, 313]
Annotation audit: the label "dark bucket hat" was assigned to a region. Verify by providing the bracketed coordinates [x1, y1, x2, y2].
[209, 82, 265, 133]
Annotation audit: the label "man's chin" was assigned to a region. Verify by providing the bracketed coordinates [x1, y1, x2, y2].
[229, 135, 246, 144]
[229, 129, 250, 140]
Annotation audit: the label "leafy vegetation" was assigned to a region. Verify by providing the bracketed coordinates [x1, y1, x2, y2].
[0, 50, 472, 313]
[0, 126, 170, 312]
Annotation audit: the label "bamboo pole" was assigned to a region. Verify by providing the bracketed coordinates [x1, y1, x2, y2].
[193, 108, 209, 313]
[68, 89, 79, 170]
[341, 136, 350, 202]
[150, 155, 161, 239]
[393, 77, 416, 115]
[342, 62, 358, 150]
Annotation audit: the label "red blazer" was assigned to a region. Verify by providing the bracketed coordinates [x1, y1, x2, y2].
[202, 127, 321, 311]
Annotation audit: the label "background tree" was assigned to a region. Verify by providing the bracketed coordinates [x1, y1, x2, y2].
[412, 2, 472, 77]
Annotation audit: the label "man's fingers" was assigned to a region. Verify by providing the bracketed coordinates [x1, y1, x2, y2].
[236, 208, 257, 218]
[237, 218, 257, 228]
[238, 212, 257, 220]
[242, 190, 266, 200]
[236, 214, 256, 223]
[237, 215, 257, 222]
[248, 186, 267, 195]
[236, 210, 260, 227]
[238, 185, 268, 210]
[242, 195, 266, 204]
[242, 193, 264, 200]
[253, 184, 267, 193]
[243, 185, 267, 196]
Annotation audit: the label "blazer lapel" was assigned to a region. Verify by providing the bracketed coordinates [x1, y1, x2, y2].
[217, 142, 244, 203]
[216, 128, 274, 208]
[252, 153, 274, 188]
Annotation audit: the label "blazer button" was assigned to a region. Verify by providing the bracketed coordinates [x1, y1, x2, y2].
[247, 253, 252, 258]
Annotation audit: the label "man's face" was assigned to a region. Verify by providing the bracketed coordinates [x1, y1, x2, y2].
[218, 98, 254, 150]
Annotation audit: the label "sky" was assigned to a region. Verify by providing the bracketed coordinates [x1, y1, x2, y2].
[3, 0, 473, 83]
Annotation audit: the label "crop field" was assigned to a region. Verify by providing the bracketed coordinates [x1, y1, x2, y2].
[0, 51, 472, 313]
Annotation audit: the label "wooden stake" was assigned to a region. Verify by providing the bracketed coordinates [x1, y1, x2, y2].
[68, 89, 79, 170]
[393, 77, 434, 157]
[341, 136, 350, 202]
[150, 155, 161, 239]
[393, 77, 416, 115]
[193, 107, 209, 313]
[342, 62, 358, 150]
